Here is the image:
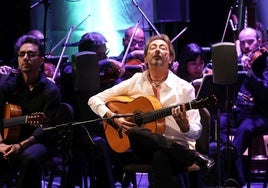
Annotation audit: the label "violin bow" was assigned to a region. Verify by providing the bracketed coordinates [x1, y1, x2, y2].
[49, 13, 90, 55]
[121, 20, 140, 65]
[52, 26, 74, 81]
[171, 27, 188, 43]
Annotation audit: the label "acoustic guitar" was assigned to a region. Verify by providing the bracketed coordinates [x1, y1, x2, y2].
[103, 95, 217, 153]
[3, 103, 46, 143]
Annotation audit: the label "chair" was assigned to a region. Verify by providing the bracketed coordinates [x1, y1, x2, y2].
[42, 102, 74, 188]
[245, 132, 268, 188]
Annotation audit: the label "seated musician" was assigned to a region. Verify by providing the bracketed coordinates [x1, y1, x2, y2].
[175, 42, 213, 187]
[231, 27, 268, 187]
[60, 31, 122, 187]
[61, 31, 124, 94]
[175, 43, 212, 92]
[0, 34, 61, 188]
[111, 25, 147, 83]
[88, 34, 214, 187]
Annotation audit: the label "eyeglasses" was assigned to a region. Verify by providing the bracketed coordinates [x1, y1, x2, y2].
[18, 51, 40, 58]
[130, 40, 145, 47]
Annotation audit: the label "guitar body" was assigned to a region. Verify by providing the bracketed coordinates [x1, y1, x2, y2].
[104, 95, 217, 153]
[4, 103, 22, 143]
[2, 104, 46, 144]
[104, 96, 165, 153]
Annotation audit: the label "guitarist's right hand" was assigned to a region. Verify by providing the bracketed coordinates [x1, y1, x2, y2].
[105, 111, 136, 131]
[0, 143, 21, 159]
[0, 65, 12, 85]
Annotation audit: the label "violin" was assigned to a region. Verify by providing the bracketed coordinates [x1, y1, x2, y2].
[249, 46, 268, 63]
[248, 45, 268, 77]
[123, 59, 146, 80]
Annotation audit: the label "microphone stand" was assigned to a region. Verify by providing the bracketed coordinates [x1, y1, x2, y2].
[43, 113, 134, 131]
[131, 0, 160, 36]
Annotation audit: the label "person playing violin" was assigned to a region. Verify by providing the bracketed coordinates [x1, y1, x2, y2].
[112, 26, 147, 83]
[118, 26, 145, 62]
[61, 32, 124, 94]
[60, 31, 124, 187]
[227, 27, 268, 187]
[0, 34, 61, 188]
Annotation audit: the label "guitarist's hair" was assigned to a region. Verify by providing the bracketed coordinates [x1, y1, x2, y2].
[14, 34, 45, 57]
[144, 34, 175, 64]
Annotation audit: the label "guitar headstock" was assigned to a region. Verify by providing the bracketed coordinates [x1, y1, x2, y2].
[192, 95, 218, 109]
[25, 112, 46, 127]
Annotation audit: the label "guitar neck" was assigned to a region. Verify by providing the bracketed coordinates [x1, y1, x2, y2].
[2, 116, 26, 128]
[134, 102, 193, 125]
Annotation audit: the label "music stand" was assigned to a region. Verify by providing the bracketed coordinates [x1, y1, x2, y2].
[205, 42, 244, 186]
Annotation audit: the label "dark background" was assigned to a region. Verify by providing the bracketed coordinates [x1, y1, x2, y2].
[0, 0, 245, 65]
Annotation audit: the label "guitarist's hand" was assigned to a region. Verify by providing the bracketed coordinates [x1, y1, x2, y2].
[105, 111, 136, 131]
[0, 143, 22, 159]
[0, 143, 12, 156]
[172, 104, 189, 133]
[113, 116, 136, 131]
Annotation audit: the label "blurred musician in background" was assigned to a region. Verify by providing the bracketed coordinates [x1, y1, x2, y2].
[60, 32, 126, 187]
[117, 26, 145, 62]
[176, 42, 212, 93]
[175, 42, 212, 165]
[27, 30, 45, 46]
[27, 29, 60, 85]
[111, 26, 147, 83]
[61, 31, 124, 93]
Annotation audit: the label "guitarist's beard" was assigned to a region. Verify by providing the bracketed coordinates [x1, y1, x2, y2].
[149, 59, 164, 66]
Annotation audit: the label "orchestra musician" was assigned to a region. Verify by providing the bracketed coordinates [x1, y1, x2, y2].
[61, 31, 124, 94]
[229, 27, 268, 187]
[111, 25, 147, 83]
[175, 43, 213, 187]
[27, 29, 61, 85]
[60, 31, 125, 187]
[176, 42, 212, 94]
[0, 34, 61, 188]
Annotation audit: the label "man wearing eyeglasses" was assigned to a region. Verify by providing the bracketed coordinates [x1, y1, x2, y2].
[0, 34, 61, 188]
[111, 26, 146, 84]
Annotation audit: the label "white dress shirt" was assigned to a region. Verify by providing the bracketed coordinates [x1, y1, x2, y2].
[88, 70, 202, 149]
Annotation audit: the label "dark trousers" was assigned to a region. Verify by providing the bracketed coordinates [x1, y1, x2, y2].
[128, 127, 196, 188]
[0, 143, 53, 188]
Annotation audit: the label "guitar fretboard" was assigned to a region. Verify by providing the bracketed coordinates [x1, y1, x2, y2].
[3, 116, 26, 128]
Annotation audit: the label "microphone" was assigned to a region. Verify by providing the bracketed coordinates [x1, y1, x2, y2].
[63, 41, 80, 47]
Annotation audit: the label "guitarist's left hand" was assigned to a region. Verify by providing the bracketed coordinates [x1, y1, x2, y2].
[171, 104, 189, 133]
